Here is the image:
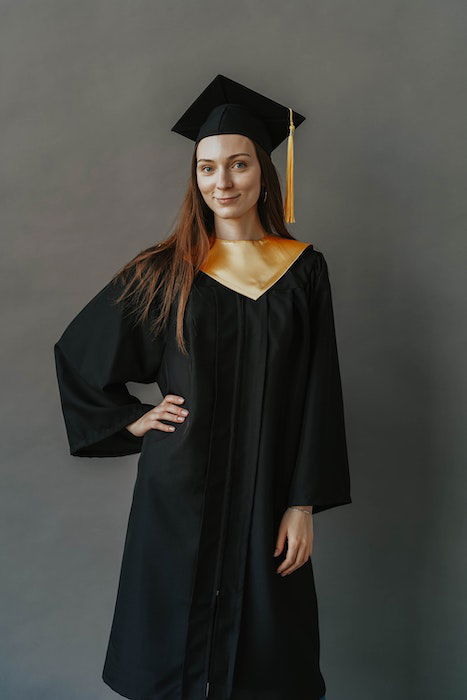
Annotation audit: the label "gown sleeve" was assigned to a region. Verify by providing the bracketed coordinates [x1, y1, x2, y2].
[287, 251, 352, 514]
[54, 277, 167, 458]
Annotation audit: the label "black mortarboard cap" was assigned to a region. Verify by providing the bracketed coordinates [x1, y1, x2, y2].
[171, 74, 306, 222]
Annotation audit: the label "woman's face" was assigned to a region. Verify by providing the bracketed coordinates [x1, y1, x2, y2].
[195, 134, 263, 220]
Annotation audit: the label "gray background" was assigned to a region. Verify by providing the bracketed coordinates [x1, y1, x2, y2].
[1, 1, 465, 698]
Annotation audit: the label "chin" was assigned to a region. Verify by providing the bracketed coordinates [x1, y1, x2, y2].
[215, 211, 242, 220]
[214, 204, 252, 219]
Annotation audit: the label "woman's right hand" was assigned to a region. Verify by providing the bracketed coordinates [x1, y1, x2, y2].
[125, 395, 189, 438]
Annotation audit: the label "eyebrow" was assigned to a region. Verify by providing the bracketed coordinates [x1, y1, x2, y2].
[197, 152, 252, 164]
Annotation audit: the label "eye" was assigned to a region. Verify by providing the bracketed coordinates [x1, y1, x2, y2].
[233, 161, 247, 169]
[200, 165, 213, 173]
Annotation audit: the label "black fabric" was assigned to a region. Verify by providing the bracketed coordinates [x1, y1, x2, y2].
[54, 279, 166, 457]
[54, 244, 351, 700]
[171, 74, 306, 154]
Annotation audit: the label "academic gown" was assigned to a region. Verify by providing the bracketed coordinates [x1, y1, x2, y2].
[54, 234, 351, 700]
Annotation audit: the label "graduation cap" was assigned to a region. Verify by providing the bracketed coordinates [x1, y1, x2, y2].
[171, 74, 306, 223]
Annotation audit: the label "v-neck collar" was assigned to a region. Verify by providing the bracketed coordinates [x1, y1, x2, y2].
[198, 235, 312, 301]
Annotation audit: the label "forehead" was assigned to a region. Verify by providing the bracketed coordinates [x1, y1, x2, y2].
[196, 133, 255, 161]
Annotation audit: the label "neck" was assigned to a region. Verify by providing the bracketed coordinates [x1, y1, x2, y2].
[213, 207, 267, 242]
[215, 233, 267, 241]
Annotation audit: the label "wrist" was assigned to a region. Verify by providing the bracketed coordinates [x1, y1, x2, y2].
[288, 505, 313, 514]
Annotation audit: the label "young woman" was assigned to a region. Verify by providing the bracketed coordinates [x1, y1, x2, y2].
[54, 74, 350, 700]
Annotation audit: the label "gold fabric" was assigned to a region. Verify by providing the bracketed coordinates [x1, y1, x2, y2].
[284, 107, 296, 223]
[199, 235, 311, 301]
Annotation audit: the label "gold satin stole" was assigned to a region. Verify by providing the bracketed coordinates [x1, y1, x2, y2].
[199, 235, 311, 301]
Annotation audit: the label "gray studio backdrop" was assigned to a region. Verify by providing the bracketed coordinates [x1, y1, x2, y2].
[1, 1, 465, 698]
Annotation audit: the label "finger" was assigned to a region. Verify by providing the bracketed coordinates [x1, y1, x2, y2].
[156, 409, 186, 423]
[280, 541, 309, 576]
[163, 394, 185, 405]
[148, 419, 176, 432]
[278, 536, 308, 575]
[276, 539, 299, 574]
[274, 529, 287, 557]
[149, 404, 188, 423]
[162, 405, 189, 420]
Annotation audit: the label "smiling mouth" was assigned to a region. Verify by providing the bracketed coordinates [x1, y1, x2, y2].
[216, 195, 240, 202]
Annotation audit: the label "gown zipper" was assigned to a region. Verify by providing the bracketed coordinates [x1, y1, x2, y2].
[204, 296, 244, 698]
[205, 587, 220, 698]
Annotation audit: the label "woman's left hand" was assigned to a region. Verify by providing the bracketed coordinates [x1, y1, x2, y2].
[274, 507, 314, 577]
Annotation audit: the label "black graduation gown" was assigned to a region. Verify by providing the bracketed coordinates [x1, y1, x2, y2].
[54, 239, 351, 700]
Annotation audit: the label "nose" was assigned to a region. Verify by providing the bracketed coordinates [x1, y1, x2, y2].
[215, 166, 233, 191]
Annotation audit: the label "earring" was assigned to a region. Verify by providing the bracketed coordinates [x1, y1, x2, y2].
[263, 188, 268, 203]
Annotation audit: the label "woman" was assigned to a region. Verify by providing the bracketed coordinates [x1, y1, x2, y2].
[54, 74, 350, 700]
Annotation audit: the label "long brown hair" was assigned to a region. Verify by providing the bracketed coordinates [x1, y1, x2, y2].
[110, 141, 298, 355]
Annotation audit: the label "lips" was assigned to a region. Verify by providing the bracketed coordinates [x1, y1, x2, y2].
[216, 195, 240, 203]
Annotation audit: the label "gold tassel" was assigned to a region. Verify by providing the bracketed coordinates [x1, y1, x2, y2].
[284, 107, 296, 223]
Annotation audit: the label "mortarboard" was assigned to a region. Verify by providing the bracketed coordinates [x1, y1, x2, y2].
[171, 74, 306, 223]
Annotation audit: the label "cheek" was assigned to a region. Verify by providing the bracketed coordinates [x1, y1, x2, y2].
[241, 175, 261, 200]
[239, 169, 261, 193]
[196, 177, 210, 197]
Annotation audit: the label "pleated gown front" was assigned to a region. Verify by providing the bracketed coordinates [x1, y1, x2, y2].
[54, 235, 352, 700]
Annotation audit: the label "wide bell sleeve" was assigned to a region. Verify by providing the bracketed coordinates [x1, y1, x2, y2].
[287, 252, 352, 514]
[54, 277, 167, 458]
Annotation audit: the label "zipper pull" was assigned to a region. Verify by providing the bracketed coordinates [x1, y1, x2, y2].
[205, 680, 210, 697]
